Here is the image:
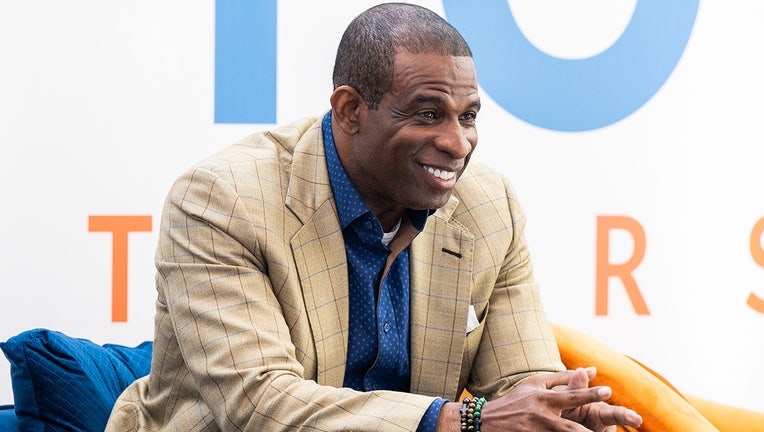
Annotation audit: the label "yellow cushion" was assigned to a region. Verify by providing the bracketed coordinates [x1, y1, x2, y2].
[552, 323, 719, 432]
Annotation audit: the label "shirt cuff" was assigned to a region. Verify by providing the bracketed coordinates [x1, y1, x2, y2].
[416, 398, 448, 432]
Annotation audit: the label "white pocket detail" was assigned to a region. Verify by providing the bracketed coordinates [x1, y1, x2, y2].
[466, 305, 481, 334]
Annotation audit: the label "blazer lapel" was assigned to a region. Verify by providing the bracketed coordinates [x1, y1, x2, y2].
[286, 117, 349, 387]
[409, 196, 474, 399]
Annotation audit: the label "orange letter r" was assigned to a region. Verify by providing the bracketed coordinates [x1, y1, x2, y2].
[596, 215, 650, 316]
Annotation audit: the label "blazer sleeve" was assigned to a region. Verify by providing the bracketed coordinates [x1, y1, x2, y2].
[152, 166, 436, 431]
[464, 172, 566, 399]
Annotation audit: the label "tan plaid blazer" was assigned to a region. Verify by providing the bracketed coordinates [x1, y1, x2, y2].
[106, 115, 564, 431]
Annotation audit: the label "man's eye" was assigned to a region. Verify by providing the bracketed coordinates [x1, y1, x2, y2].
[418, 110, 437, 119]
[461, 112, 477, 122]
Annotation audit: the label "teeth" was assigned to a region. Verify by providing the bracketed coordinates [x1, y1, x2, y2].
[423, 165, 456, 180]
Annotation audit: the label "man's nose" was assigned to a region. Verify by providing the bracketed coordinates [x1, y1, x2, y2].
[433, 118, 474, 159]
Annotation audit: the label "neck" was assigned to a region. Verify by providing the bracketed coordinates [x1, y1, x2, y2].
[373, 207, 406, 232]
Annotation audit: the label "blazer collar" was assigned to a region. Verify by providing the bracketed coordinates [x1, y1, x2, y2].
[286, 115, 350, 386]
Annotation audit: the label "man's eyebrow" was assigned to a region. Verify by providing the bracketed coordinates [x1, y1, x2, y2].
[407, 95, 445, 106]
[406, 96, 482, 110]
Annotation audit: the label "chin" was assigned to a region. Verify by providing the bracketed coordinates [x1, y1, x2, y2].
[411, 194, 452, 211]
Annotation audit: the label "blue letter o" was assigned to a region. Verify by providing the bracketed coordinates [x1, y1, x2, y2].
[443, 0, 699, 131]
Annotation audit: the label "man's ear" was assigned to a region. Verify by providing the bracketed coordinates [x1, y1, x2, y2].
[330, 85, 364, 135]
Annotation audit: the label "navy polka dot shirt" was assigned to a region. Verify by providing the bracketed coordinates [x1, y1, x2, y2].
[322, 112, 446, 431]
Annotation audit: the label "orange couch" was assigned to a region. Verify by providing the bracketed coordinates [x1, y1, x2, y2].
[553, 323, 764, 432]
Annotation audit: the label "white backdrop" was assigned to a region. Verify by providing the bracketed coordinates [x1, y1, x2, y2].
[1, 0, 763, 413]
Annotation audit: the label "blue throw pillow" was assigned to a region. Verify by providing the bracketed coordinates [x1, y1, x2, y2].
[0, 404, 21, 432]
[0, 329, 152, 432]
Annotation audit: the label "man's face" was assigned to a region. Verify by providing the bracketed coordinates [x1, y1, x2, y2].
[346, 51, 481, 217]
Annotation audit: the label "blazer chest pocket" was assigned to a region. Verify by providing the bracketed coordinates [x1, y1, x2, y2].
[458, 301, 488, 395]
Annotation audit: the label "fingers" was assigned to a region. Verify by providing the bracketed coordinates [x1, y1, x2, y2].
[539, 369, 583, 389]
[494, 372, 642, 431]
[551, 386, 613, 413]
[584, 366, 597, 381]
[567, 367, 592, 390]
[537, 370, 617, 414]
[592, 403, 643, 428]
[553, 367, 643, 429]
[540, 367, 597, 390]
[484, 390, 624, 432]
[550, 367, 594, 392]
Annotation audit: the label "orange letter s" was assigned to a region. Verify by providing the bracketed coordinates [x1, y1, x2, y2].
[748, 217, 764, 313]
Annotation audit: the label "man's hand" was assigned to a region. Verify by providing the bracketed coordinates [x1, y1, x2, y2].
[444, 368, 642, 431]
[559, 367, 642, 432]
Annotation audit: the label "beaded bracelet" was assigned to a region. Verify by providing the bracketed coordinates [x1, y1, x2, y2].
[459, 396, 486, 432]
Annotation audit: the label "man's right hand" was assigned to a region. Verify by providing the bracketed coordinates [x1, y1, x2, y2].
[438, 368, 642, 431]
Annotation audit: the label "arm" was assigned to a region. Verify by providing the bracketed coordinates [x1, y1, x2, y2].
[155, 166, 434, 431]
[460, 172, 566, 398]
[440, 172, 641, 431]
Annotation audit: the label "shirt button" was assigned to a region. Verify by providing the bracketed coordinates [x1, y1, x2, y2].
[383, 322, 391, 333]
[365, 221, 373, 229]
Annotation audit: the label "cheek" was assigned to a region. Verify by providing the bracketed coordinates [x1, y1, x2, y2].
[467, 130, 478, 150]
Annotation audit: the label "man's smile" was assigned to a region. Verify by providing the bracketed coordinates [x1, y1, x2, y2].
[421, 164, 457, 181]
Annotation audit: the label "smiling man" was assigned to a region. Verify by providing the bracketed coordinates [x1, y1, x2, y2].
[332, 49, 480, 231]
[107, 3, 641, 431]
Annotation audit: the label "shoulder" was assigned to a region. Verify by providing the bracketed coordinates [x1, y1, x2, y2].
[453, 160, 520, 215]
[195, 115, 323, 174]
[167, 115, 324, 197]
[448, 160, 527, 240]
[162, 115, 325, 219]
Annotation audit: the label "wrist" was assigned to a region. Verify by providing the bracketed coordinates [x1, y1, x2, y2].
[459, 396, 486, 432]
[435, 402, 462, 432]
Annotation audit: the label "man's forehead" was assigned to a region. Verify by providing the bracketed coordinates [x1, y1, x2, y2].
[392, 51, 476, 80]
[390, 52, 478, 99]
[392, 48, 473, 63]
